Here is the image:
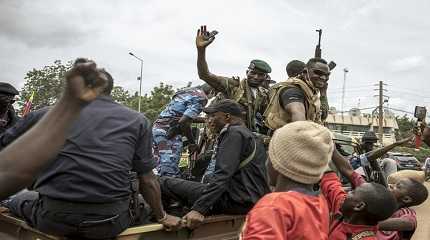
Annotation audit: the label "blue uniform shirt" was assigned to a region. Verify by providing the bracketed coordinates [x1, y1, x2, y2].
[158, 87, 208, 120]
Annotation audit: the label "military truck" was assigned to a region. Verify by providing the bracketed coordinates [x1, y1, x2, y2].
[0, 209, 244, 240]
[0, 132, 359, 240]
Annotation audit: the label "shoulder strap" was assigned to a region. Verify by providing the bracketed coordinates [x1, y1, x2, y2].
[285, 77, 316, 101]
[263, 82, 289, 117]
[351, 231, 376, 240]
[239, 138, 257, 169]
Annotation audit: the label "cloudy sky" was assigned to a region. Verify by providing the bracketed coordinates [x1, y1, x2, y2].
[1, 0, 429, 116]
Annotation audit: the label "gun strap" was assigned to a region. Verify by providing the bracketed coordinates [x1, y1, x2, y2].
[239, 139, 256, 169]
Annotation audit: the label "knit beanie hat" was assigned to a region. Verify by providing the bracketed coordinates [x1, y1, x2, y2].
[269, 121, 334, 184]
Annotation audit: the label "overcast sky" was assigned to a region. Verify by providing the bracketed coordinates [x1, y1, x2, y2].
[1, 0, 429, 115]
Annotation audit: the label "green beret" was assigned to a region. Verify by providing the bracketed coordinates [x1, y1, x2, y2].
[249, 59, 271, 73]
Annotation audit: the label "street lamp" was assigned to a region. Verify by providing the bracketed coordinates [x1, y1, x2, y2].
[129, 52, 143, 112]
[341, 68, 349, 115]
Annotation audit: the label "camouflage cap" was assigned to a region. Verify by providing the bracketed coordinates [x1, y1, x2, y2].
[249, 59, 271, 73]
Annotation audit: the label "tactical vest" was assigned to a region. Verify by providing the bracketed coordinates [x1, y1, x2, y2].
[263, 77, 321, 130]
[225, 78, 268, 132]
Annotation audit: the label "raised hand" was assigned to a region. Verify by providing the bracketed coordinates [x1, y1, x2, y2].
[63, 58, 108, 104]
[196, 25, 216, 49]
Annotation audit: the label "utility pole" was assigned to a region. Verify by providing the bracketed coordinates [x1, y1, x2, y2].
[341, 68, 349, 115]
[378, 81, 384, 143]
[373, 81, 388, 144]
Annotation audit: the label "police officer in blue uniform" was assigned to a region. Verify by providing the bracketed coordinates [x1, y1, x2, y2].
[153, 84, 212, 177]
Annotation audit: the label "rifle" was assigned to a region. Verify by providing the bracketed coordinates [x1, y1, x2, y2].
[314, 29, 322, 58]
[314, 29, 337, 70]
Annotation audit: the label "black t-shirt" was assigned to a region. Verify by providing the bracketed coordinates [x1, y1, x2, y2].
[279, 86, 305, 110]
[0, 96, 155, 203]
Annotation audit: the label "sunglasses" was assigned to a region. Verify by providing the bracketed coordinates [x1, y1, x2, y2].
[310, 69, 330, 77]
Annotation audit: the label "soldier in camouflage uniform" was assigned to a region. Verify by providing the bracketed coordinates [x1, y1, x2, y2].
[153, 84, 211, 177]
[196, 25, 271, 134]
[264, 58, 330, 131]
[285, 59, 330, 122]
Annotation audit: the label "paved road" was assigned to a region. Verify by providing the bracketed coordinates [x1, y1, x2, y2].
[411, 181, 430, 240]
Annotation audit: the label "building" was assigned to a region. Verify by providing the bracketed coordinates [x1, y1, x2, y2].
[326, 107, 399, 145]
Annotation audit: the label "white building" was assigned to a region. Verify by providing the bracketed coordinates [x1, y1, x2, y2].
[326, 108, 399, 145]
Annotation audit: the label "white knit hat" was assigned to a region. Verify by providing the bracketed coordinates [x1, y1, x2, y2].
[269, 121, 334, 184]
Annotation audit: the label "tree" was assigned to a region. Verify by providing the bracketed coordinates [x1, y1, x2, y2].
[395, 115, 416, 139]
[127, 82, 175, 122]
[20, 60, 175, 121]
[20, 60, 72, 110]
[111, 86, 131, 105]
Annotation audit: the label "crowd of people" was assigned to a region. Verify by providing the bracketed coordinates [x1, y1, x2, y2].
[0, 26, 429, 240]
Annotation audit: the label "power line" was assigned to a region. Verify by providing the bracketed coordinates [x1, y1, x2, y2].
[386, 107, 430, 120]
[389, 90, 430, 99]
[330, 89, 375, 94]
[330, 85, 373, 90]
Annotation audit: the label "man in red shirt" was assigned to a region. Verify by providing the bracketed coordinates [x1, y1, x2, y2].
[240, 121, 334, 240]
[333, 145, 428, 240]
[323, 149, 398, 240]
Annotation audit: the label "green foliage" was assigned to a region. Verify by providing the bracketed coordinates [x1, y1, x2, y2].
[20, 60, 72, 110]
[21, 60, 174, 121]
[138, 82, 175, 122]
[395, 115, 416, 139]
[111, 86, 131, 105]
[110, 83, 175, 122]
[394, 146, 430, 162]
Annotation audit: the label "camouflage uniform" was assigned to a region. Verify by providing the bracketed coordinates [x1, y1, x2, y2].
[264, 77, 322, 130]
[199, 60, 271, 134]
[221, 77, 269, 133]
[153, 87, 208, 177]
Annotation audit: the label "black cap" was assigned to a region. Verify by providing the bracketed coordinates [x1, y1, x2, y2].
[203, 99, 244, 117]
[362, 130, 378, 143]
[0, 82, 18, 96]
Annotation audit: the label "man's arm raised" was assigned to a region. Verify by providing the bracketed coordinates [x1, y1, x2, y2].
[366, 136, 413, 162]
[196, 25, 238, 93]
[0, 59, 106, 200]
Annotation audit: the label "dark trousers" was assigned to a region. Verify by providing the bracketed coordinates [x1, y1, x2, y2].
[7, 191, 131, 240]
[159, 176, 252, 216]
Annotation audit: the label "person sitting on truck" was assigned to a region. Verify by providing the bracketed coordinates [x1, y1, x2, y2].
[1, 59, 181, 239]
[285, 60, 306, 78]
[241, 121, 333, 239]
[349, 131, 411, 179]
[332, 145, 428, 240]
[152, 84, 211, 178]
[0, 59, 106, 202]
[160, 99, 270, 229]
